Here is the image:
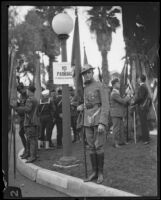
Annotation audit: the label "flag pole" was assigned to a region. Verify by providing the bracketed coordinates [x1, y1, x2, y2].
[133, 110, 137, 144]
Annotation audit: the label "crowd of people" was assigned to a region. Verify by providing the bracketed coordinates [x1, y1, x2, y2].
[11, 63, 153, 184]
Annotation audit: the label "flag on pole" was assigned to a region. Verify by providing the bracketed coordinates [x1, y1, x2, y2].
[83, 45, 88, 65]
[9, 42, 18, 107]
[34, 53, 42, 103]
[71, 8, 83, 102]
[120, 60, 128, 97]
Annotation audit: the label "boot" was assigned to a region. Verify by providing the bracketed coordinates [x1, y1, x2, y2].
[97, 153, 104, 184]
[21, 140, 30, 159]
[26, 137, 37, 163]
[49, 140, 55, 148]
[84, 153, 98, 182]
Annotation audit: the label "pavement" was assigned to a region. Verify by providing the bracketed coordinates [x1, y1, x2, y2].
[8, 124, 68, 197]
[15, 125, 152, 197]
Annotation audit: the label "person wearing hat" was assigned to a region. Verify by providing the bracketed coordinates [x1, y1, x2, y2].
[77, 64, 109, 184]
[110, 78, 130, 148]
[16, 83, 28, 157]
[38, 89, 56, 149]
[13, 84, 39, 163]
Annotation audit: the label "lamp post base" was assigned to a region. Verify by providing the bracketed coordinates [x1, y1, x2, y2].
[53, 156, 80, 168]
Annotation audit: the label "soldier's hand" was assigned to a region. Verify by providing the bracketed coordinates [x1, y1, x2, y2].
[77, 104, 84, 111]
[98, 124, 105, 133]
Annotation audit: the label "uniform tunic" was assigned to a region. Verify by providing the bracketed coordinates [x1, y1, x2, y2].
[83, 79, 109, 154]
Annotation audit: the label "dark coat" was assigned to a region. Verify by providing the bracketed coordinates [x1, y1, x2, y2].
[15, 95, 39, 127]
[133, 83, 149, 106]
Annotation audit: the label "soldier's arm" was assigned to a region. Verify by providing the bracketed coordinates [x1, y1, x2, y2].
[99, 84, 109, 126]
[15, 100, 33, 113]
[112, 93, 129, 105]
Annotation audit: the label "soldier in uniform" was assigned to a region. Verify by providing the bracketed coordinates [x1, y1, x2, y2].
[77, 64, 109, 184]
[110, 78, 130, 148]
[16, 83, 27, 157]
[14, 85, 39, 163]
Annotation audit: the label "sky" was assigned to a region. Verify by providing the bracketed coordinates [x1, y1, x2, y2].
[11, 6, 126, 85]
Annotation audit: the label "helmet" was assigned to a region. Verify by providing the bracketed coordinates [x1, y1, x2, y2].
[81, 64, 94, 74]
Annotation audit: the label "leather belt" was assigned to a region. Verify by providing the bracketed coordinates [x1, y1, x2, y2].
[86, 103, 101, 110]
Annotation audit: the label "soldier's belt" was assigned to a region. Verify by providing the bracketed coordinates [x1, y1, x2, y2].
[86, 103, 101, 110]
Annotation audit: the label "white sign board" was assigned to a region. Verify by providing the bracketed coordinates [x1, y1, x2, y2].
[53, 62, 74, 85]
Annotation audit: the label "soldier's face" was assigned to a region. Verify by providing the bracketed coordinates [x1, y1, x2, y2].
[82, 70, 93, 83]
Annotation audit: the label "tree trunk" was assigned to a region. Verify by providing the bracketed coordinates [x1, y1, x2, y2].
[101, 50, 109, 86]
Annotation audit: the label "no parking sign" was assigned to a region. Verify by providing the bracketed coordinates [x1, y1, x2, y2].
[53, 62, 74, 85]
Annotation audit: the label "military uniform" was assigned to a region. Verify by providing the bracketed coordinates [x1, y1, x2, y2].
[80, 64, 109, 184]
[15, 94, 39, 162]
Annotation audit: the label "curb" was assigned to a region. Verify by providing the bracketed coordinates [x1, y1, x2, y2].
[17, 149, 138, 197]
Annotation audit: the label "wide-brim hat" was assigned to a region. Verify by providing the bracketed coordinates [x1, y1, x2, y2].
[81, 64, 95, 74]
[42, 89, 50, 96]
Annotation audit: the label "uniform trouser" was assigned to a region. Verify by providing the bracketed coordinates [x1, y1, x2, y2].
[39, 116, 53, 141]
[19, 125, 26, 150]
[85, 126, 105, 154]
[112, 117, 126, 145]
[71, 116, 78, 140]
[25, 126, 38, 159]
[138, 108, 150, 142]
[55, 118, 63, 146]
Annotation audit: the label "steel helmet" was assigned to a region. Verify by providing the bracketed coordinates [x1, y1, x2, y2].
[81, 64, 94, 74]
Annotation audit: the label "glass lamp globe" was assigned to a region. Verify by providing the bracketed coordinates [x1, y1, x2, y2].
[52, 13, 73, 35]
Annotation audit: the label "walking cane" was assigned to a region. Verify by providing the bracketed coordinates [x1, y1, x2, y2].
[133, 110, 137, 144]
[82, 87, 88, 178]
[126, 105, 129, 142]
[11, 108, 16, 179]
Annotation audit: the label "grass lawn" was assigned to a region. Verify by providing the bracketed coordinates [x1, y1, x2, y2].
[34, 134, 158, 196]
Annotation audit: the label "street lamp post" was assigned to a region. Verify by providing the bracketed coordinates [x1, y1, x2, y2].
[52, 13, 79, 166]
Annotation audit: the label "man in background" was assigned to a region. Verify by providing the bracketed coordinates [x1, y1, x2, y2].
[110, 78, 130, 148]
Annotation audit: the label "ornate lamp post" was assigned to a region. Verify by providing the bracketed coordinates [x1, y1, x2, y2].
[52, 13, 79, 166]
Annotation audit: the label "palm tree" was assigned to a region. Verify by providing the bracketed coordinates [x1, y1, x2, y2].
[86, 6, 120, 85]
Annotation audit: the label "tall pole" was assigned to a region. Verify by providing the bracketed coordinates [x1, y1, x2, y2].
[55, 34, 79, 166]
[59, 34, 72, 157]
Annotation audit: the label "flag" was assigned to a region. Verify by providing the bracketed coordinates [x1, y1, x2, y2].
[9, 43, 18, 107]
[34, 53, 42, 103]
[71, 8, 83, 103]
[120, 60, 128, 97]
[98, 67, 102, 82]
[83, 45, 88, 65]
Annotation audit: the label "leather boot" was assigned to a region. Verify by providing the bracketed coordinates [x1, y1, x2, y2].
[26, 137, 37, 163]
[21, 139, 30, 159]
[97, 153, 104, 184]
[84, 153, 98, 182]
